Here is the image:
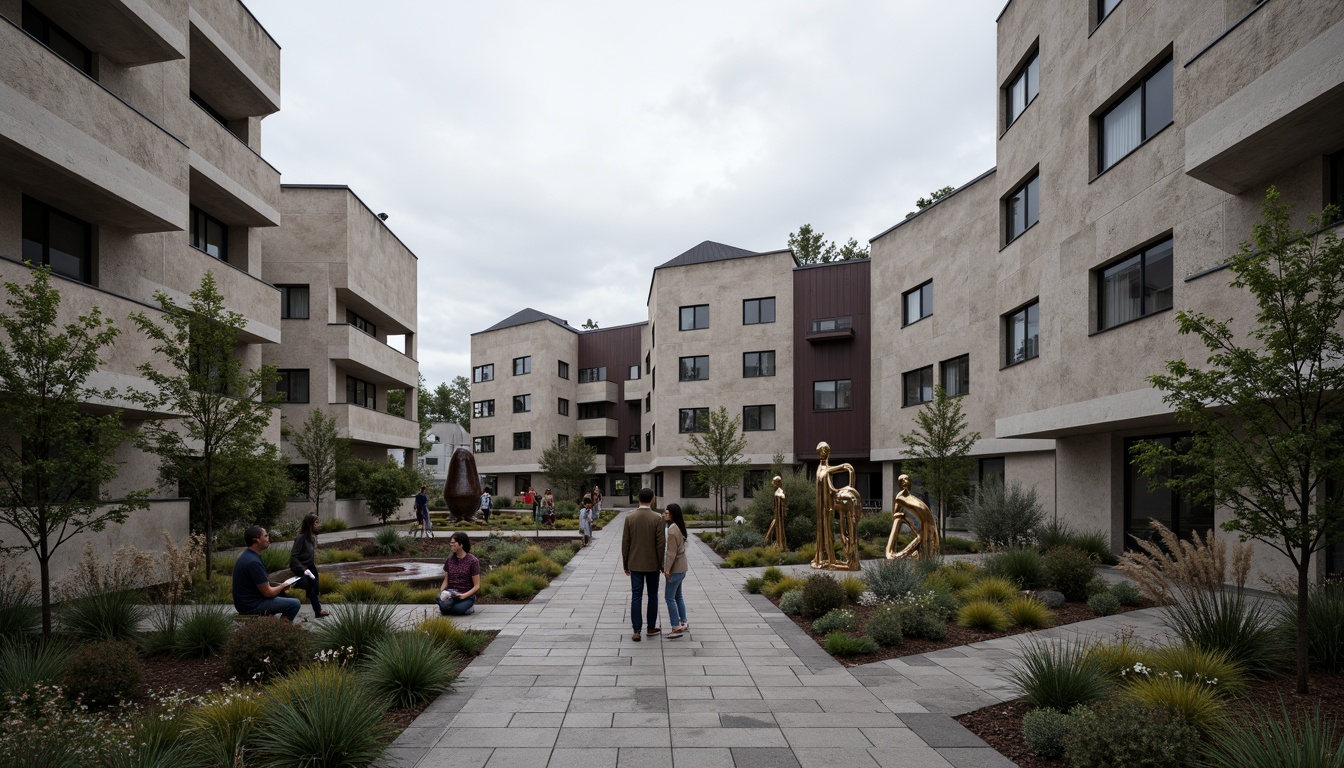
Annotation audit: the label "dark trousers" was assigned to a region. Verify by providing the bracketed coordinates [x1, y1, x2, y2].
[629, 570, 660, 633]
[294, 567, 321, 613]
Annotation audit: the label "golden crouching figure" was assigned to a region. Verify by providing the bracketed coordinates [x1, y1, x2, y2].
[812, 442, 861, 571]
[887, 473, 940, 560]
[764, 476, 788, 550]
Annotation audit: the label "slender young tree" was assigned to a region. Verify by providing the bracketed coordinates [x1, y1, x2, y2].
[685, 406, 749, 531]
[539, 435, 597, 503]
[290, 409, 344, 520]
[900, 385, 980, 536]
[1131, 189, 1344, 695]
[128, 272, 278, 579]
[0, 265, 149, 636]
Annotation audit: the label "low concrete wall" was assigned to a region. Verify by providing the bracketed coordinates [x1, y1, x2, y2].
[331, 497, 416, 529]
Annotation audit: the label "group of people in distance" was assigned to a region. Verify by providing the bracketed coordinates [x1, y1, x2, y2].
[622, 487, 689, 641]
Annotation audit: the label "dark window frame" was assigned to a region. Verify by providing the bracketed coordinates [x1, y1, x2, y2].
[902, 366, 934, 408]
[578, 366, 607, 383]
[628, 435, 641, 453]
[21, 196, 93, 284]
[558, 360, 570, 379]
[679, 304, 709, 331]
[1098, 58, 1174, 174]
[578, 402, 605, 420]
[472, 364, 494, 383]
[276, 369, 310, 403]
[812, 379, 853, 412]
[513, 432, 531, 451]
[742, 297, 776, 325]
[678, 407, 710, 433]
[557, 434, 569, 448]
[810, 316, 853, 333]
[902, 281, 933, 326]
[346, 375, 375, 410]
[1096, 0, 1122, 26]
[628, 364, 641, 381]
[1123, 433, 1214, 549]
[558, 398, 569, 416]
[472, 399, 495, 418]
[678, 355, 709, 382]
[21, 2, 92, 74]
[346, 309, 376, 337]
[742, 404, 776, 432]
[1004, 300, 1040, 366]
[681, 470, 708, 498]
[512, 356, 531, 376]
[189, 205, 228, 262]
[940, 354, 970, 398]
[279, 285, 310, 319]
[473, 436, 495, 453]
[742, 350, 776, 378]
[1096, 236, 1174, 331]
[1004, 172, 1040, 245]
[1004, 47, 1040, 128]
[512, 394, 532, 413]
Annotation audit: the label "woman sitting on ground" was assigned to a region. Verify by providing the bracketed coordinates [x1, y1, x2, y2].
[438, 531, 481, 616]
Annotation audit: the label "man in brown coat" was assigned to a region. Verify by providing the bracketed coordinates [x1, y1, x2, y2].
[622, 487, 666, 641]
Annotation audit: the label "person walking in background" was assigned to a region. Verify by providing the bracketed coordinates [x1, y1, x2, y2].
[579, 495, 594, 546]
[663, 503, 689, 639]
[290, 514, 329, 619]
[621, 487, 665, 641]
[523, 487, 536, 523]
[541, 488, 556, 526]
[480, 486, 492, 524]
[530, 486, 541, 521]
[414, 485, 432, 539]
[592, 484, 603, 514]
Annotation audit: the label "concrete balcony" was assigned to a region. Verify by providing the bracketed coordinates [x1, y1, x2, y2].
[331, 403, 419, 449]
[156, 244, 281, 344]
[0, 17, 187, 233]
[577, 417, 620, 439]
[188, 1, 280, 119]
[624, 377, 649, 403]
[577, 379, 619, 404]
[35, 0, 185, 66]
[185, 102, 280, 227]
[328, 323, 418, 388]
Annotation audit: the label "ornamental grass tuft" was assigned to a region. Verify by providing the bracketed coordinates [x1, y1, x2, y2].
[1163, 588, 1284, 676]
[1004, 596, 1055, 629]
[0, 637, 71, 696]
[1122, 674, 1225, 735]
[961, 576, 1020, 604]
[763, 576, 807, 601]
[173, 604, 233, 659]
[956, 599, 1012, 632]
[359, 632, 460, 707]
[1007, 637, 1109, 712]
[254, 665, 389, 768]
[1202, 701, 1344, 768]
[312, 601, 396, 660]
[823, 632, 878, 656]
[185, 688, 266, 768]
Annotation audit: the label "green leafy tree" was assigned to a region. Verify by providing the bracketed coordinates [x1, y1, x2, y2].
[0, 265, 150, 636]
[1131, 189, 1344, 695]
[210, 444, 296, 534]
[424, 376, 470, 430]
[905, 186, 958, 219]
[746, 452, 817, 549]
[539, 435, 597, 502]
[388, 375, 431, 453]
[582, 319, 599, 329]
[289, 409, 344, 519]
[686, 406, 750, 531]
[900, 385, 980, 536]
[127, 273, 278, 579]
[365, 460, 411, 524]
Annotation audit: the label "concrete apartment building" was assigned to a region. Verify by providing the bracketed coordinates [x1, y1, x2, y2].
[473, 0, 1344, 579]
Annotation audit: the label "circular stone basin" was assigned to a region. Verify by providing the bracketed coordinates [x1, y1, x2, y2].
[319, 559, 445, 584]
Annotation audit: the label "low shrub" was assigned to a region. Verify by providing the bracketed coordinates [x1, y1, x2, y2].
[1203, 702, 1344, 768]
[930, 561, 978, 592]
[63, 639, 143, 707]
[316, 549, 361, 565]
[866, 605, 903, 647]
[515, 547, 563, 577]
[800, 575, 847, 620]
[763, 576, 807, 601]
[779, 588, 804, 616]
[360, 633, 459, 707]
[812, 608, 857, 634]
[1123, 674, 1224, 735]
[255, 665, 389, 767]
[226, 616, 311, 682]
[862, 558, 924, 602]
[416, 616, 492, 657]
[1041, 547, 1096, 602]
[313, 601, 396, 660]
[1164, 588, 1284, 676]
[961, 576, 1019, 603]
[856, 514, 891, 539]
[1004, 596, 1054, 629]
[1144, 644, 1247, 696]
[1110, 580, 1144, 607]
[0, 637, 71, 696]
[1007, 637, 1109, 712]
[473, 539, 527, 567]
[744, 577, 765, 594]
[941, 535, 981, 554]
[548, 542, 582, 566]
[824, 632, 878, 656]
[717, 526, 765, 554]
[840, 576, 866, 603]
[1070, 530, 1115, 564]
[960, 477, 1044, 549]
[1064, 699, 1200, 768]
[983, 547, 1044, 589]
[901, 609, 948, 640]
[761, 567, 785, 584]
[1088, 591, 1121, 616]
[173, 604, 233, 658]
[1087, 638, 1148, 679]
[58, 588, 145, 641]
[185, 688, 265, 768]
[340, 578, 380, 603]
[483, 564, 549, 600]
[1279, 582, 1344, 673]
[318, 519, 349, 534]
[372, 526, 407, 556]
[1022, 707, 1068, 759]
[957, 600, 1012, 632]
[1036, 518, 1074, 551]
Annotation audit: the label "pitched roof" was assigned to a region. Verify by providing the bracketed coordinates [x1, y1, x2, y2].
[654, 241, 759, 269]
[473, 308, 577, 336]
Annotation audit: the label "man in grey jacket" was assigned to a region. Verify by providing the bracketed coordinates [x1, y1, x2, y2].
[622, 487, 665, 641]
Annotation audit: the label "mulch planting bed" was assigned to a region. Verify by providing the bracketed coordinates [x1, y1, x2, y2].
[321, 535, 582, 560]
[955, 669, 1344, 767]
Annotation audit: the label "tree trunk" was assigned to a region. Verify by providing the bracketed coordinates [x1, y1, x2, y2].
[39, 554, 51, 639]
[203, 495, 214, 581]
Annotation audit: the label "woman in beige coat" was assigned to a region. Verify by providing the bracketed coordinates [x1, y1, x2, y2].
[663, 503, 689, 639]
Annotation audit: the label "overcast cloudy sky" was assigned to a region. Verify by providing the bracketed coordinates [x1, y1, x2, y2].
[249, 1, 1004, 389]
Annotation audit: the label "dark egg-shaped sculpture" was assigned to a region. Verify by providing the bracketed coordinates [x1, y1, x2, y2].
[444, 448, 483, 522]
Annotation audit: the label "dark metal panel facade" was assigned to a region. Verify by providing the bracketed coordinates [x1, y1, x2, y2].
[577, 323, 645, 472]
[793, 260, 871, 463]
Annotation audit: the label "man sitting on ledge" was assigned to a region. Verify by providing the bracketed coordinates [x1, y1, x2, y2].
[232, 525, 301, 622]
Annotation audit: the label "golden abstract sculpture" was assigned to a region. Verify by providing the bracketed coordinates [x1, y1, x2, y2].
[887, 473, 941, 560]
[812, 442, 861, 571]
[764, 476, 788, 550]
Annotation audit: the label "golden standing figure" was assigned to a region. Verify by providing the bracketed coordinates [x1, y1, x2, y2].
[764, 476, 788, 550]
[887, 473, 941, 560]
[813, 442, 862, 570]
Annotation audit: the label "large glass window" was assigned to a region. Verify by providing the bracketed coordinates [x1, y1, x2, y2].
[743, 470, 768, 499]
[190, 206, 228, 261]
[512, 394, 531, 413]
[558, 360, 569, 379]
[628, 364, 640, 380]
[557, 398, 569, 416]
[578, 366, 606, 383]
[681, 470, 707, 498]
[941, 355, 970, 398]
[513, 475, 531, 496]
[679, 304, 709, 331]
[903, 281, 933, 326]
[743, 405, 776, 432]
[472, 364, 494, 383]
[979, 457, 1006, 486]
[276, 370, 309, 403]
[578, 403, 604, 420]
[743, 351, 776, 378]
[473, 399, 495, 418]
[1329, 148, 1344, 221]
[810, 316, 852, 333]
[1005, 174, 1040, 244]
[679, 408, 709, 433]
[1124, 434, 1213, 547]
[903, 366, 934, 407]
[628, 435, 640, 453]
[347, 309, 375, 337]
[813, 380, 852, 411]
[557, 435, 569, 448]
[473, 436, 494, 453]
[22, 197, 92, 284]
[22, 2, 91, 74]
[346, 376, 375, 409]
[1099, 59, 1173, 172]
[743, 297, 776, 325]
[679, 355, 709, 382]
[1005, 49, 1039, 127]
[1005, 301, 1040, 366]
[279, 285, 310, 319]
[1098, 237, 1173, 330]
[513, 432, 531, 450]
[512, 356, 531, 375]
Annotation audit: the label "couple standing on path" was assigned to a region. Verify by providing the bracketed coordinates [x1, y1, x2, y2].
[621, 488, 689, 641]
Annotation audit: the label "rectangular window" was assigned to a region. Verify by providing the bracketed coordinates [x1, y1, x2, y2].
[628, 364, 640, 380]
[1097, 0, 1122, 24]
[1005, 301, 1040, 366]
[810, 316, 852, 333]
[472, 364, 494, 383]
[472, 399, 495, 418]
[513, 432, 531, 450]
[679, 304, 709, 331]
[1004, 174, 1040, 243]
[513, 475, 531, 496]
[644, 393, 651, 413]
[681, 470, 708, 498]
[743, 470, 767, 499]
[346, 309, 375, 337]
[645, 431, 651, 452]
[644, 352, 651, 374]
[557, 435, 569, 448]
[628, 435, 641, 452]
[279, 285, 310, 319]
[903, 281, 933, 326]
[512, 356, 531, 375]
[679, 407, 709, 433]
[1330, 148, 1344, 217]
[1099, 59, 1173, 172]
[512, 394, 531, 413]
[1005, 49, 1040, 127]
[903, 366, 934, 407]
[813, 380, 852, 411]
[346, 376, 375, 409]
[473, 436, 495, 453]
[941, 355, 970, 398]
[979, 457, 1006, 486]
[679, 355, 709, 382]
[22, 2, 92, 74]
[558, 360, 570, 379]
[743, 405, 776, 432]
[1124, 434, 1213, 547]
[578, 402, 604, 420]
[557, 397, 569, 416]
[276, 369, 310, 403]
[743, 297, 776, 325]
[578, 366, 607, 383]
[742, 351, 776, 378]
[189, 205, 228, 261]
[424, 457, 439, 466]
[21, 196, 92, 284]
[1098, 237, 1173, 330]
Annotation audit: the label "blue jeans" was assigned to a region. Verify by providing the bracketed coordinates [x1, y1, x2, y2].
[438, 595, 476, 616]
[247, 596, 301, 622]
[630, 571, 660, 633]
[664, 571, 686, 628]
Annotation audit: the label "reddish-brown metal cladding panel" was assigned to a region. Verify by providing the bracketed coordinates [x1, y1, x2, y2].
[793, 260, 871, 463]
[576, 322, 646, 471]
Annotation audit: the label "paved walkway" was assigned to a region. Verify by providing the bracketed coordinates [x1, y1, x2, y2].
[386, 511, 1172, 768]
